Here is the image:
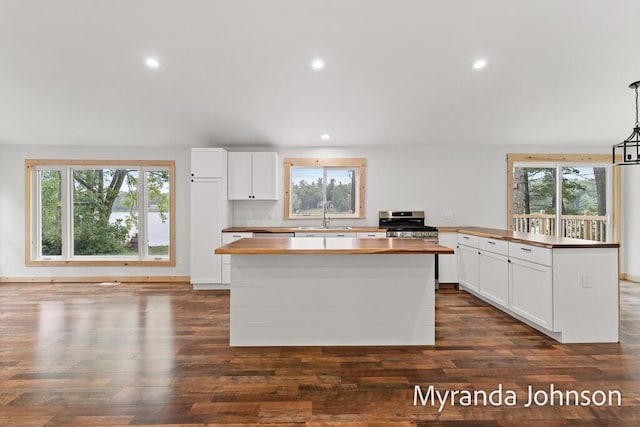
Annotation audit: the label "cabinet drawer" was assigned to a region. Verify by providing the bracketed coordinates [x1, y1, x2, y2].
[508, 242, 552, 266]
[295, 232, 354, 238]
[222, 232, 253, 244]
[356, 232, 387, 238]
[458, 233, 479, 247]
[479, 237, 508, 255]
[222, 232, 253, 264]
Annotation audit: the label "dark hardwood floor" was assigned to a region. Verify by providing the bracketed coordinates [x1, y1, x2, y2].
[0, 281, 638, 426]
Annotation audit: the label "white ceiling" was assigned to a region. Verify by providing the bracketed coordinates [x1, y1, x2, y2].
[1, 0, 639, 148]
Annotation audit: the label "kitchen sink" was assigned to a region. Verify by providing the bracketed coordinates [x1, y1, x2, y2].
[296, 226, 353, 230]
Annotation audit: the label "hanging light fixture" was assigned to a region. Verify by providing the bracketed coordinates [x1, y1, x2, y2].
[613, 80, 640, 165]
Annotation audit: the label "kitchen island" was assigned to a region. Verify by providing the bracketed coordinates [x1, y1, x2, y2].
[215, 237, 454, 346]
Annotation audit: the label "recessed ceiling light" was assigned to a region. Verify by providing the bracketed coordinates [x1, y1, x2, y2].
[472, 58, 487, 70]
[144, 56, 160, 69]
[310, 58, 325, 71]
[320, 133, 331, 141]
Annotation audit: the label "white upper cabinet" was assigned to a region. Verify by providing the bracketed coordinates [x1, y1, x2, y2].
[228, 152, 278, 200]
[191, 148, 225, 178]
[227, 152, 252, 199]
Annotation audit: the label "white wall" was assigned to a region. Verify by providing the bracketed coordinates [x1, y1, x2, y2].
[0, 144, 191, 279]
[230, 145, 508, 229]
[228, 144, 636, 276]
[623, 166, 640, 279]
[1, 143, 636, 279]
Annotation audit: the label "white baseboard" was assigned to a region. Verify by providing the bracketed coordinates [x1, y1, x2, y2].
[0, 275, 190, 283]
[192, 283, 230, 290]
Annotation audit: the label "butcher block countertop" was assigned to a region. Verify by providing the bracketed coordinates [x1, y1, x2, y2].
[215, 237, 455, 255]
[222, 226, 385, 233]
[222, 226, 618, 249]
[438, 226, 619, 249]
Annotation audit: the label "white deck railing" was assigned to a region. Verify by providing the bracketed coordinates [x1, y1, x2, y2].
[512, 210, 607, 242]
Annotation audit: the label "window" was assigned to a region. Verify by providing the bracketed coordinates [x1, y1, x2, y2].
[283, 158, 366, 219]
[507, 154, 620, 243]
[26, 160, 175, 266]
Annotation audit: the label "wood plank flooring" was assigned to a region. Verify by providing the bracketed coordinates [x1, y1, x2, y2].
[0, 281, 638, 426]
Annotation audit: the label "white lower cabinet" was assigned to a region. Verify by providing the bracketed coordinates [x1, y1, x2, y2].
[459, 235, 551, 329]
[222, 232, 253, 284]
[509, 257, 553, 331]
[294, 232, 353, 237]
[477, 237, 509, 308]
[455, 232, 618, 343]
[479, 250, 509, 309]
[190, 178, 227, 287]
[457, 244, 480, 292]
[355, 232, 387, 238]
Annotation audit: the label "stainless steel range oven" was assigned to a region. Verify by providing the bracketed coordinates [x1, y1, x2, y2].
[379, 210, 440, 289]
[378, 211, 438, 241]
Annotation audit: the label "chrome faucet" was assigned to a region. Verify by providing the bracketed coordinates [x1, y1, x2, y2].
[322, 202, 330, 228]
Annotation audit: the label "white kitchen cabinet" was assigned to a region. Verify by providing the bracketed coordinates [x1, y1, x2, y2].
[457, 243, 480, 292]
[228, 152, 278, 200]
[190, 148, 229, 290]
[479, 249, 509, 309]
[191, 147, 225, 178]
[458, 235, 509, 307]
[437, 232, 457, 283]
[458, 233, 479, 247]
[454, 231, 618, 343]
[190, 178, 228, 288]
[221, 232, 253, 284]
[355, 232, 387, 238]
[509, 256, 553, 330]
[294, 232, 353, 238]
[508, 241, 552, 266]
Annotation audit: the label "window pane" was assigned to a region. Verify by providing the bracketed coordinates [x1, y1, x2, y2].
[72, 168, 138, 256]
[512, 167, 557, 235]
[39, 170, 62, 256]
[290, 168, 323, 216]
[561, 166, 607, 241]
[146, 170, 170, 257]
[326, 168, 356, 215]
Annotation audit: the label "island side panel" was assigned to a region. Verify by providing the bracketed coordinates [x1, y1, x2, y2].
[552, 247, 619, 343]
[229, 254, 435, 346]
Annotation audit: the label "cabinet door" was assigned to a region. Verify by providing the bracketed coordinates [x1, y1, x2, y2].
[191, 148, 224, 178]
[190, 179, 223, 284]
[251, 152, 278, 200]
[457, 244, 480, 292]
[509, 258, 553, 330]
[438, 232, 458, 283]
[228, 152, 253, 200]
[479, 251, 509, 308]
